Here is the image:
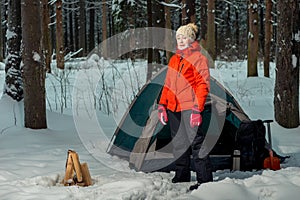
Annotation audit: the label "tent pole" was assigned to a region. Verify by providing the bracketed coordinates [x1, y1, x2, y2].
[106, 134, 116, 153]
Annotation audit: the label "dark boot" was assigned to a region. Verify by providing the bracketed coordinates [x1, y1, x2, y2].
[171, 149, 191, 183]
[172, 175, 190, 183]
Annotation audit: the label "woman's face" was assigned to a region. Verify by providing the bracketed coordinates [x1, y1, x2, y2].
[176, 34, 191, 50]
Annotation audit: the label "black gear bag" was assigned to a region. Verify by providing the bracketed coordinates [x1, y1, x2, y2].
[235, 120, 269, 171]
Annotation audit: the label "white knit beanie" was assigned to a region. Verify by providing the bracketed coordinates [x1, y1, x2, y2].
[176, 23, 198, 41]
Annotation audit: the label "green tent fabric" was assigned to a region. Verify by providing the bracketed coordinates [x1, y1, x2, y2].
[107, 66, 250, 172]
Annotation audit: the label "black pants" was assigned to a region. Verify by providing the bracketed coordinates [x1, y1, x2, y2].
[168, 110, 213, 183]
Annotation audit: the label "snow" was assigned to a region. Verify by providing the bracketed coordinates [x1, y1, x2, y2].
[158, 2, 182, 9]
[248, 32, 254, 39]
[5, 29, 17, 40]
[0, 58, 300, 200]
[127, 0, 135, 6]
[292, 54, 297, 68]
[294, 31, 300, 42]
[32, 51, 41, 62]
[251, 3, 258, 10]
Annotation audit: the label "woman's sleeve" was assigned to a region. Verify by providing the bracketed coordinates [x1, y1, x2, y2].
[193, 55, 210, 112]
[159, 68, 171, 106]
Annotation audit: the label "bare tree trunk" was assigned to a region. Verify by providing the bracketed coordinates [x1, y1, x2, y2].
[259, 0, 264, 56]
[207, 0, 216, 61]
[182, 0, 196, 24]
[152, 0, 164, 67]
[146, 0, 153, 81]
[102, 0, 107, 58]
[63, 2, 68, 54]
[4, 0, 23, 101]
[89, 2, 95, 52]
[56, 0, 64, 69]
[108, 4, 113, 37]
[235, 7, 240, 59]
[68, 1, 74, 52]
[22, 0, 47, 129]
[0, 3, 3, 62]
[74, 2, 79, 51]
[41, 0, 52, 73]
[226, 5, 231, 41]
[3, 0, 8, 58]
[78, 0, 86, 56]
[200, 0, 207, 47]
[50, 2, 56, 56]
[274, 0, 299, 128]
[182, 0, 187, 24]
[128, 2, 135, 61]
[188, 0, 196, 24]
[247, 0, 259, 77]
[263, 0, 272, 77]
[165, 0, 172, 62]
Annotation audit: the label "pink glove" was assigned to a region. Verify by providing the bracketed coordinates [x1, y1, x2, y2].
[158, 105, 168, 125]
[190, 107, 202, 128]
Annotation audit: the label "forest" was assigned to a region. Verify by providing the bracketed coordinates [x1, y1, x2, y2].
[0, 0, 299, 129]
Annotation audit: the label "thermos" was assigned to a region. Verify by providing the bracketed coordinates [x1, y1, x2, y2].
[232, 150, 241, 171]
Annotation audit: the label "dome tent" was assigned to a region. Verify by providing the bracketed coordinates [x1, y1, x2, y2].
[106, 66, 276, 172]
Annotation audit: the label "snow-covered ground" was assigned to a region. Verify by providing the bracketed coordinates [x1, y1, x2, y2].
[0, 59, 300, 200]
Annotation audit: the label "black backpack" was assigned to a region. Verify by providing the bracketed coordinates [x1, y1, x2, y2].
[235, 120, 269, 171]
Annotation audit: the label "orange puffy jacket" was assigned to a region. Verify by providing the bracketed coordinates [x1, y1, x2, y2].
[159, 41, 210, 112]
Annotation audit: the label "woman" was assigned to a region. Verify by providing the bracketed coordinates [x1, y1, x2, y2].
[158, 23, 213, 190]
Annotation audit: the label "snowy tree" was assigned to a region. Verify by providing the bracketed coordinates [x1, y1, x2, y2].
[22, 0, 47, 129]
[4, 0, 23, 101]
[274, 0, 299, 128]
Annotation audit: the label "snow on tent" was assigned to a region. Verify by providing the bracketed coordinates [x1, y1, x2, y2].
[107, 67, 275, 172]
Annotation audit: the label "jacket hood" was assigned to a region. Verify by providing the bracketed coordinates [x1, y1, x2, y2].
[176, 41, 201, 57]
